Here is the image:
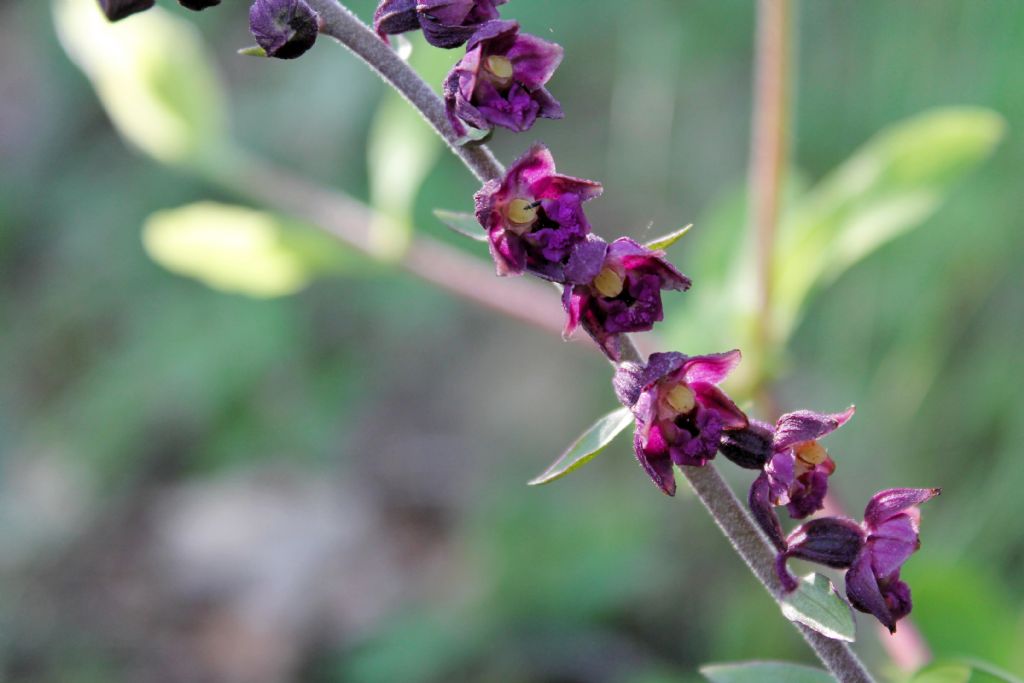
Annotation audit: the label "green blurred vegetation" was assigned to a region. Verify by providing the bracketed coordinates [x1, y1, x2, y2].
[1, 1, 1022, 682]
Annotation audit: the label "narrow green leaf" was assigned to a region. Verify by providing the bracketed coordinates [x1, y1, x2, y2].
[528, 407, 633, 486]
[434, 209, 488, 242]
[779, 573, 856, 642]
[909, 664, 973, 683]
[958, 660, 1024, 683]
[142, 202, 355, 298]
[54, 0, 229, 165]
[237, 45, 267, 57]
[645, 224, 693, 251]
[773, 107, 1004, 340]
[700, 661, 834, 683]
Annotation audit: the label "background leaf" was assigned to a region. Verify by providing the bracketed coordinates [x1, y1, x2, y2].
[142, 202, 354, 297]
[433, 209, 488, 242]
[54, 0, 228, 165]
[528, 407, 634, 486]
[700, 661, 834, 683]
[772, 107, 1004, 340]
[645, 224, 693, 251]
[779, 573, 856, 642]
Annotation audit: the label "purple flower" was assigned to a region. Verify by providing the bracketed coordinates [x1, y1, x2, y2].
[474, 143, 602, 280]
[97, 0, 154, 20]
[444, 20, 563, 135]
[374, 0, 507, 49]
[846, 487, 940, 633]
[748, 407, 854, 549]
[775, 488, 939, 633]
[250, 0, 319, 59]
[561, 237, 691, 361]
[613, 351, 748, 495]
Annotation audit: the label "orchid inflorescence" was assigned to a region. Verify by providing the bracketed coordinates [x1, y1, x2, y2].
[98, 0, 938, 637]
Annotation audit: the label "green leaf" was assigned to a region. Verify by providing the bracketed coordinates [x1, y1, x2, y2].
[958, 660, 1024, 683]
[645, 224, 693, 251]
[909, 664, 973, 683]
[700, 661, 834, 683]
[366, 32, 449, 260]
[528, 407, 634, 486]
[773, 107, 1004, 340]
[142, 202, 354, 298]
[779, 573, 856, 642]
[434, 209, 488, 242]
[53, 0, 229, 166]
[237, 45, 268, 58]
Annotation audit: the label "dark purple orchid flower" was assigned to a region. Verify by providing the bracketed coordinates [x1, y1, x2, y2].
[747, 407, 854, 549]
[846, 487, 940, 633]
[374, 0, 506, 49]
[444, 20, 564, 135]
[561, 237, 692, 361]
[97, 0, 218, 21]
[774, 488, 938, 633]
[613, 351, 748, 495]
[474, 143, 602, 281]
[250, 0, 319, 59]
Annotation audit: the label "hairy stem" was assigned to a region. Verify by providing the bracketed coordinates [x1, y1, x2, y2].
[305, 0, 503, 184]
[303, 1, 873, 680]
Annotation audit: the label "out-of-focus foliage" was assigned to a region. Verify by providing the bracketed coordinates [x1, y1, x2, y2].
[54, 0, 228, 165]
[700, 661, 834, 683]
[143, 201, 353, 297]
[1, 1, 1022, 682]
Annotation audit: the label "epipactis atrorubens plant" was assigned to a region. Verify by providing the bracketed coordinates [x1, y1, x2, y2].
[98, 0, 940, 640]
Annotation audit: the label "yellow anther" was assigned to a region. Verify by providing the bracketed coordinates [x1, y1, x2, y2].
[485, 55, 514, 81]
[593, 266, 624, 298]
[665, 384, 696, 414]
[506, 198, 538, 228]
[795, 441, 829, 466]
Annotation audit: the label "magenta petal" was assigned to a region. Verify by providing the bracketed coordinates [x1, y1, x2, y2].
[466, 17, 517, 49]
[507, 143, 557, 192]
[846, 552, 896, 633]
[868, 516, 920, 578]
[692, 382, 748, 430]
[680, 349, 742, 386]
[634, 428, 676, 496]
[750, 474, 786, 551]
[773, 406, 855, 450]
[864, 488, 941, 529]
[506, 32, 563, 88]
[561, 285, 582, 338]
[786, 467, 830, 519]
[563, 234, 608, 285]
[532, 174, 603, 202]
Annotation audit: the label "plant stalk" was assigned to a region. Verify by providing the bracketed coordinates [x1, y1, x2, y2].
[303, 1, 874, 680]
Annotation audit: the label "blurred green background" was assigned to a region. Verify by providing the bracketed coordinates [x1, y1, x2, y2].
[1, 1, 1022, 682]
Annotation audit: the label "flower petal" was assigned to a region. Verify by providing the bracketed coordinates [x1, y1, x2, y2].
[692, 382, 747, 430]
[867, 516, 919, 578]
[785, 517, 865, 569]
[680, 349, 741, 386]
[846, 552, 896, 633]
[864, 487, 940, 529]
[373, 0, 418, 39]
[773, 406, 855, 451]
[634, 428, 676, 496]
[506, 32, 563, 88]
[749, 473, 786, 551]
[563, 234, 608, 285]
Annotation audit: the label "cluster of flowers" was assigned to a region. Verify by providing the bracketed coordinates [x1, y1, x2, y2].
[98, 0, 938, 636]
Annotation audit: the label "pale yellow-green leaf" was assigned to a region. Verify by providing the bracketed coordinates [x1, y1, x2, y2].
[773, 107, 1004, 340]
[53, 0, 228, 165]
[143, 202, 342, 298]
[366, 33, 447, 259]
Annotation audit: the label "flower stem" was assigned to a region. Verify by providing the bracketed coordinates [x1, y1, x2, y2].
[303, 1, 874, 680]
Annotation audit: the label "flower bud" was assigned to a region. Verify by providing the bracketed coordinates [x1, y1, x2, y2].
[179, 0, 221, 9]
[775, 517, 865, 592]
[250, 0, 319, 60]
[97, 0, 155, 22]
[719, 419, 773, 469]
